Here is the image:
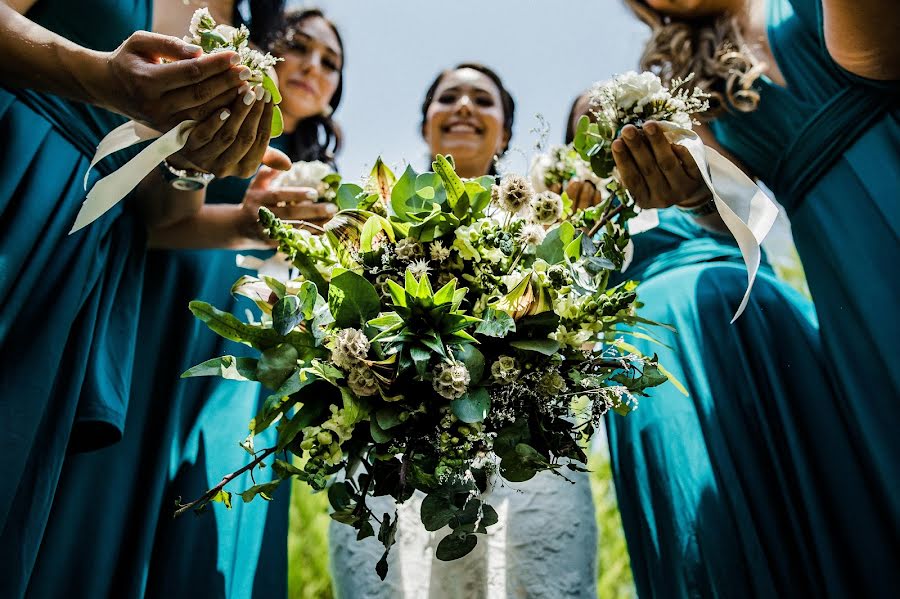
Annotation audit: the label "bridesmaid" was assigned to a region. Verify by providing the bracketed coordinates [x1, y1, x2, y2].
[0, 1, 275, 596]
[563, 90, 884, 597]
[26, 7, 344, 599]
[328, 64, 599, 599]
[615, 0, 899, 595]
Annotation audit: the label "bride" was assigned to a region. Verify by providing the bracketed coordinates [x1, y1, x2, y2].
[327, 63, 598, 599]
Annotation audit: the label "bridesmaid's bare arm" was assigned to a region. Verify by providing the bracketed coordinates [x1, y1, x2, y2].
[822, 0, 900, 80]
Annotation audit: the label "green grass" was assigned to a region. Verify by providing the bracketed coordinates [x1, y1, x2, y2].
[287, 451, 635, 598]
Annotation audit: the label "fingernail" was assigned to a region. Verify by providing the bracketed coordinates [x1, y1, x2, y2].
[325, 203, 338, 214]
[645, 122, 658, 135]
[238, 67, 251, 81]
[623, 127, 636, 140]
[220, 109, 231, 121]
[239, 83, 251, 96]
[612, 140, 623, 152]
[243, 90, 256, 105]
[254, 85, 265, 101]
[264, 90, 272, 103]
[184, 44, 202, 54]
[229, 53, 241, 66]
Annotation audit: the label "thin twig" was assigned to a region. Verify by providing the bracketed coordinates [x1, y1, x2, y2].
[174, 445, 278, 517]
[588, 203, 627, 237]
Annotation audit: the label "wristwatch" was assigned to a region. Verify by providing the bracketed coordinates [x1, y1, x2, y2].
[676, 195, 717, 217]
[161, 160, 215, 191]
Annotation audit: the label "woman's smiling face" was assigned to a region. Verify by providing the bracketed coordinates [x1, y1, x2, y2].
[422, 67, 508, 177]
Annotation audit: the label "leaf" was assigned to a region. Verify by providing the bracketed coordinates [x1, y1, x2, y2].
[327, 481, 353, 511]
[375, 406, 403, 430]
[336, 183, 365, 210]
[420, 493, 457, 532]
[390, 165, 421, 220]
[454, 344, 485, 384]
[436, 533, 477, 561]
[256, 343, 299, 390]
[272, 459, 305, 479]
[536, 222, 576, 263]
[357, 520, 375, 540]
[292, 251, 328, 294]
[189, 301, 281, 349]
[276, 401, 327, 450]
[657, 361, 689, 396]
[273, 295, 303, 335]
[509, 339, 560, 356]
[370, 418, 392, 444]
[564, 233, 583, 263]
[612, 359, 669, 397]
[262, 74, 282, 104]
[270, 105, 284, 138]
[474, 308, 516, 338]
[370, 157, 396, 205]
[450, 387, 490, 423]
[181, 356, 258, 381]
[328, 270, 381, 328]
[360, 214, 395, 251]
[432, 154, 467, 212]
[241, 479, 282, 502]
[250, 367, 308, 434]
[211, 490, 232, 509]
[409, 345, 432, 378]
[231, 275, 275, 313]
[493, 419, 530, 460]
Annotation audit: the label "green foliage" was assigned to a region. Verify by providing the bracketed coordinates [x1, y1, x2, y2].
[328, 270, 381, 328]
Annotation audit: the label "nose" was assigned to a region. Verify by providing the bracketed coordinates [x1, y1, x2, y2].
[455, 94, 473, 116]
[299, 51, 323, 75]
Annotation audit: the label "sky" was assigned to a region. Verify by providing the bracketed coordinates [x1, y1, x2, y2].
[288, 0, 650, 178]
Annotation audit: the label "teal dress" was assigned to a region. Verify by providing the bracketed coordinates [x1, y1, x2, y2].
[709, 0, 900, 587]
[26, 144, 292, 598]
[0, 1, 149, 596]
[606, 210, 890, 597]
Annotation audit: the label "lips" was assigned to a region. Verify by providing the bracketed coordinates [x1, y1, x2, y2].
[443, 120, 483, 135]
[288, 79, 317, 95]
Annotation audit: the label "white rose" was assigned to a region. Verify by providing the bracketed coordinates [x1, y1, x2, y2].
[615, 71, 664, 111]
[272, 160, 335, 199]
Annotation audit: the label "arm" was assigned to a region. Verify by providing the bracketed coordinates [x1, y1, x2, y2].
[0, 2, 249, 129]
[147, 167, 336, 250]
[822, 0, 900, 80]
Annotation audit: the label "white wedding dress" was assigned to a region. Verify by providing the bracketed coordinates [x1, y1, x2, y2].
[328, 469, 598, 598]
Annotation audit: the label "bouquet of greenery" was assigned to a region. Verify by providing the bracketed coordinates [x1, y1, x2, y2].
[175, 155, 674, 577]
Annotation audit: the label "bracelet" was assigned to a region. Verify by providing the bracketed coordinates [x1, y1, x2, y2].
[161, 161, 215, 191]
[676, 195, 717, 217]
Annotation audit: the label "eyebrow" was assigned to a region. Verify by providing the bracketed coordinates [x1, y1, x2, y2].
[438, 85, 495, 96]
[294, 31, 342, 61]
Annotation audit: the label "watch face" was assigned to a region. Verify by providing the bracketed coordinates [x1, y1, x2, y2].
[172, 178, 206, 191]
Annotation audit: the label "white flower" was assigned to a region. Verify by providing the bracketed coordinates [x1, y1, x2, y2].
[429, 240, 452, 262]
[408, 259, 431, 279]
[330, 328, 370, 370]
[187, 7, 214, 43]
[272, 160, 335, 200]
[530, 191, 563, 225]
[433, 361, 470, 400]
[607, 71, 665, 112]
[497, 174, 534, 215]
[528, 152, 556, 193]
[518, 224, 547, 246]
[236, 252, 295, 281]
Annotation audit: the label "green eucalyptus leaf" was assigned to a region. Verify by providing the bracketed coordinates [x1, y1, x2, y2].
[273, 295, 303, 335]
[181, 356, 258, 381]
[256, 343, 299, 390]
[474, 308, 516, 338]
[270, 105, 284, 138]
[509, 339, 560, 356]
[336, 183, 365, 210]
[436, 532, 478, 561]
[328, 270, 380, 327]
[370, 418, 392, 444]
[262, 74, 282, 104]
[536, 222, 576, 264]
[454, 344, 485, 384]
[450, 387, 490, 423]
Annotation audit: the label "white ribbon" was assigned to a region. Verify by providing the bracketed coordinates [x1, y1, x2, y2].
[70, 119, 197, 234]
[630, 122, 779, 322]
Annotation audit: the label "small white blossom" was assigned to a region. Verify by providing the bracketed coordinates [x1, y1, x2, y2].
[429, 240, 452, 262]
[408, 259, 431, 279]
[272, 160, 335, 200]
[518, 224, 547, 246]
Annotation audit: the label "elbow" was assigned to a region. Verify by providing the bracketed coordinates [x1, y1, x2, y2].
[826, 38, 900, 81]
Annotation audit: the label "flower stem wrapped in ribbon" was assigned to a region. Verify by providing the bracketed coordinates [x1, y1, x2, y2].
[69, 8, 284, 234]
[571, 71, 779, 321]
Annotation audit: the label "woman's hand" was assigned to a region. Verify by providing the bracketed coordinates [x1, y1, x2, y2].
[612, 121, 710, 209]
[168, 88, 284, 178]
[88, 31, 251, 130]
[236, 166, 338, 244]
[565, 180, 605, 212]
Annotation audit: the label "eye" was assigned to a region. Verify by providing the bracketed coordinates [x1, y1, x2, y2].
[324, 57, 340, 72]
[437, 92, 458, 104]
[475, 95, 495, 107]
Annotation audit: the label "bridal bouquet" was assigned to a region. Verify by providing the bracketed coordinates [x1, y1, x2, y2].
[176, 156, 672, 577]
[272, 160, 341, 203]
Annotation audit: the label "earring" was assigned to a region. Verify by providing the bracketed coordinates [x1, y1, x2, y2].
[321, 105, 333, 118]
